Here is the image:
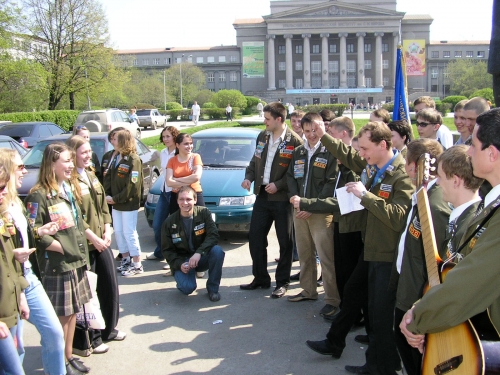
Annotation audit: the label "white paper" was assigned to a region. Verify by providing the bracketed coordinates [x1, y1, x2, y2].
[335, 187, 364, 215]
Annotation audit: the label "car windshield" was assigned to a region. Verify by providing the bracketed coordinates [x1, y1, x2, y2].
[23, 139, 108, 168]
[136, 110, 151, 116]
[0, 125, 34, 137]
[193, 137, 256, 167]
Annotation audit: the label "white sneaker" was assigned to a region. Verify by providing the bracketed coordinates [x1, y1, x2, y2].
[163, 263, 170, 270]
[121, 265, 144, 276]
[196, 272, 205, 278]
[146, 253, 161, 260]
[116, 258, 131, 272]
[92, 343, 109, 354]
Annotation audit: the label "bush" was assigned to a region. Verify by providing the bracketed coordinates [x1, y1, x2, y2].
[212, 89, 247, 108]
[296, 104, 349, 117]
[470, 88, 495, 105]
[135, 103, 155, 109]
[202, 102, 217, 109]
[435, 101, 451, 117]
[0, 110, 79, 131]
[442, 96, 468, 110]
[165, 102, 183, 110]
[165, 109, 191, 121]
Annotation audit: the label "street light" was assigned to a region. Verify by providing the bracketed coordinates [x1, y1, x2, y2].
[163, 70, 166, 111]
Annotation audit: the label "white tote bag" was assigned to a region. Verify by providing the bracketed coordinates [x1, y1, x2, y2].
[76, 271, 106, 330]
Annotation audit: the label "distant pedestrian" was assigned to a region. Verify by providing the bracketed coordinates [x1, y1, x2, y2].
[191, 101, 201, 125]
[129, 107, 140, 125]
[225, 104, 232, 121]
[257, 102, 264, 117]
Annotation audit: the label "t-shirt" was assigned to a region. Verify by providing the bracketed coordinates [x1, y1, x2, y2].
[167, 153, 203, 192]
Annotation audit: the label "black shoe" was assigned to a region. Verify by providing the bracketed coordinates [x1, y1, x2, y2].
[240, 280, 271, 290]
[66, 364, 85, 375]
[271, 284, 288, 298]
[209, 292, 221, 302]
[345, 364, 369, 374]
[68, 358, 90, 373]
[305, 339, 342, 358]
[354, 334, 369, 345]
[290, 272, 300, 281]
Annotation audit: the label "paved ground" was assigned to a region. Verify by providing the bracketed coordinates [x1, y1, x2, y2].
[22, 208, 375, 375]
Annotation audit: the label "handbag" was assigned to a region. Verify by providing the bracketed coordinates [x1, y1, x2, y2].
[189, 115, 193, 120]
[76, 271, 106, 330]
[73, 305, 93, 357]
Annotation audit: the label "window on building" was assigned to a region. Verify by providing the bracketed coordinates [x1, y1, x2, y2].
[443, 51, 450, 58]
[312, 44, 320, 54]
[219, 72, 226, 82]
[187, 56, 193, 63]
[207, 72, 214, 82]
[143, 59, 149, 66]
[347, 44, 355, 53]
[295, 45, 302, 54]
[278, 62, 286, 71]
[279, 79, 286, 88]
[311, 61, 321, 73]
[295, 78, 303, 89]
[466, 51, 473, 58]
[364, 44, 372, 53]
[164, 58, 171, 65]
[365, 60, 372, 70]
[431, 51, 439, 58]
[455, 51, 462, 58]
[197, 57, 204, 63]
[382, 43, 389, 52]
[133, 59, 138, 66]
[176, 57, 182, 63]
[431, 84, 438, 92]
[386, 96, 392, 103]
[346, 60, 356, 73]
[230, 55, 237, 62]
[365, 77, 372, 88]
[230, 72, 237, 82]
[431, 68, 438, 79]
[278, 45, 285, 54]
[382, 59, 389, 69]
[329, 76, 339, 88]
[207, 56, 215, 63]
[295, 61, 303, 70]
[477, 51, 485, 58]
[329, 61, 339, 73]
[219, 56, 226, 62]
[383, 77, 389, 86]
[329, 44, 337, 53]
[153, 58, 160, 65]
[209, 88, 215, 92]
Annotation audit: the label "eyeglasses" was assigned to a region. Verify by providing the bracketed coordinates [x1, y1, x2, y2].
[17, 164, 25, 171]
[415, 121, 436, 128]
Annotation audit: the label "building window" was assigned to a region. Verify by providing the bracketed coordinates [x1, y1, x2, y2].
[230, 72, 237, 82]
[143, 59, 149, 66]
[431, 68, 438, 79]
[133, 59, 138, 66]
[278, 62, 286, 71]
[477, 51, 485, 58]
[347, 44, 355, 53]
[197, 57, 204, 63]
[207, 56, 215, 63]
[382, 43, 389, 52]
[383, 77, 389, 86]
[382, 59, 389, 69]
[347, 60, 356, 73]
[431, 84, 438, 92]
[364, 60, 372, 70]
[230, 55, 237, 62]
[329, 44, 337, 53]
[176, 57, 182, 64]
[207, 73, 214, 82]
[311, 61, 321, 73]
[312, 76, 321, 88]
[295, 45, 302, 54]
[219, 73, 226, 82]
[278, 45, 285, 54]
[153, 58, 160, 65]
[295, 61, 303, 70]
[329, 61, 339, 73]
[443, 51, 450, 58]
[164, 58, 171, 65]
[312, 44, 320, 54]
[455, 51, 462, 58]
[295, 78, 303, 89]
[431, 51, 439, 58]
[365, 77, 372, 88]
[279, 79, 286, 88]
[364, 43, 372, 53]
[466, 51, 473, 58]
[329, 76, 339, 88]
[219, 56, 226, 62]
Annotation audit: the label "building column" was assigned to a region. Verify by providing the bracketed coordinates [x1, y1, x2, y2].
[302, 33, 311, 89]
[392, 32, 399, 88]
[284, 34, 294, 89]
[321, 33, 330, 88]
[356, 32, 366, 88]
[374, 32, 384, 88]
[339, 32, 348, 88]
[267, 34, 276, 90]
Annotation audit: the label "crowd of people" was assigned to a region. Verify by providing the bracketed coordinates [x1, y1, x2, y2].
[2, 96, 499, 375]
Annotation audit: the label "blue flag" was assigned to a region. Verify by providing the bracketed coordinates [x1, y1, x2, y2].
[393, 46, 411, 124]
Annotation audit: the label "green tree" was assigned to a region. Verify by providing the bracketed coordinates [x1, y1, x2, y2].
[470, 88, 495, 104]
[447, 60, 492, 97]
[164, 62, 206, 107]
[123, 69, 167, 109]
[194, 89, 214, 106]
[212, 89, 246, 108]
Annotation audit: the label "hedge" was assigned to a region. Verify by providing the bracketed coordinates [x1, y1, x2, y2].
[296, 104, 349, 117]
[0, 110, 79, 131]
[166, 107, 241, 121]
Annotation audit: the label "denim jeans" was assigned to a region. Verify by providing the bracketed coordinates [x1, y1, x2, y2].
[153, 191, 171, 259]
[174, 246, 225, 295]
[22, 268, 66, 375]
[112, 209, 141, 257]
[0, 323, 25, 375]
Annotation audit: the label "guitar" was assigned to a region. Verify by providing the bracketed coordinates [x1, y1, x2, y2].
[416, 154, 500, 375]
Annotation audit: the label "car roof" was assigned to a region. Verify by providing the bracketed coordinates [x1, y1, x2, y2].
[40, 132, 110, 141]
[78, 109, 121, 114]
[4, 122, 57, 126]
[192, 127, 261, 138]
[0, 135, 20, 141]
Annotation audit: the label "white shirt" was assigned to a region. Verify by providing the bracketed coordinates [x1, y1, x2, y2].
[263, 127, 287, 185]
[288, 104, 295, 114]
[484, 184, 500, 208]
[437, 124, 454, 149]
[160, 147, 176, 192]
[226, 105, 232, 113]
[449, 197, 482, 223]
[191, 104, 200, 115]
[303, 140, 322, 194]
[8, 201, 31, 270]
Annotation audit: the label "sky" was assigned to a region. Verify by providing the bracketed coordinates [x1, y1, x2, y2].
[101, 0, 493, 50]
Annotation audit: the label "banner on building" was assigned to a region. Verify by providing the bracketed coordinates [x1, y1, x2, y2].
[393, 45, 411, 124]
[402, 39, 426, 76]
[242, 42, 265, 78]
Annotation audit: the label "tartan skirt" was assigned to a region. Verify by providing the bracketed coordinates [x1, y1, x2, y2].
[43, 266, 92, 317]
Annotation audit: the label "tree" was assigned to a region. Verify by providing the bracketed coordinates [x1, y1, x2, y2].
[123, 69, 167, 108]
[164, 62, 206, 107]
[470, 88, 495, 105]
[194, 89, 214, 106]
[447, 60, 492, 97]
[212, 89, 247, 108]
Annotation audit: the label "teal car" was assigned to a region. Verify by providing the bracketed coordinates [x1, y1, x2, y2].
[145, 127, 260, 231]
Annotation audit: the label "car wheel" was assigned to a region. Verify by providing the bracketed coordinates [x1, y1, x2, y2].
[151, 122, 157, 130]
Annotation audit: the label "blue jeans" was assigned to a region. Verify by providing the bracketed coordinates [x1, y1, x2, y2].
[153, 191, 171, 259]
[174, 246, 225, 295]
[0, 323, 25, 375]
[22, 268, 65, 375]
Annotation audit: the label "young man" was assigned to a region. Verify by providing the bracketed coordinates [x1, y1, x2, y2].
[400, 108, 500, 356]
[240, 102, 303, 298]
[453, 99, 470, 145]
[387, 120, 412, 160]
[462, 96, 490, 141]
[415, 108, 442, 145]
[286, 112, 340, 317]
[320, 108, 336, 137]
[369, 108, 390, 124]
[305, 121, 413, 375]
[290, 110, 306, 139]
[414, 96, 453, 149]
[191, 101, 201, 125]
[161, 186, 225, 302]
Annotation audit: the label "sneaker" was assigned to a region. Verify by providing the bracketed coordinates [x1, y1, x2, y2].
[116, 258, 131, 272]
[146, 253, 162, 260]
[121, 265, 144, 276]
[92, 343, 109, 354]
[163, 263, 170, 270]
[196, 272, 205, 278]
[319, 304, 338, 317]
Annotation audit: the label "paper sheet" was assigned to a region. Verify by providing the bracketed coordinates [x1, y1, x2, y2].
[335, 187, 364, 215]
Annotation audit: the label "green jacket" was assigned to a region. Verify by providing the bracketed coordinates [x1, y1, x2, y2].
[245, 127, 303, 201]
[103, 153, 143, 211]
[320, 133, 414, 262]
[408, 195, 500, 334]
[286, 143, 338, 199]
[395, 183, 451, 311]
[446, 201, 481, 255]
[161, 206, 219, 272]
[0, 217, 29, 328]
[77, 170, 112, 251]
[26, 187, 89, 276]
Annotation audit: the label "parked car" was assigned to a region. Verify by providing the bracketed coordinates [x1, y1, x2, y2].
[19, 133, 161, 200]
[74, 109, 141, 139]
[145, 127, 260, 231]
[0, 135, 29, 157]
[0, 122, 67, 148]
[136, 109, 166, 130]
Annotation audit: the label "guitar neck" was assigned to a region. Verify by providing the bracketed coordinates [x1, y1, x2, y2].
[416, 187, 442, 287]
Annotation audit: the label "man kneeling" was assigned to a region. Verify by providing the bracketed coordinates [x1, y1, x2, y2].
[161, 186, 225, 301]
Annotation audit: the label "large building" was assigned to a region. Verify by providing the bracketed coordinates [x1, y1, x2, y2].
[116, 0, 489, 106]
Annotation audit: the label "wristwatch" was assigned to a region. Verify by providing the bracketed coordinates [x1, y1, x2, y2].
[360, 190, 367, 198]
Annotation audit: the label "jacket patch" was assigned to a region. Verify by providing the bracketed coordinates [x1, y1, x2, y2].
[279, 162, 289, 168]
[117, 164, 130, 174]
[131, 171, 139, 183]
[408, 222, 421, 239]
[172, 233, 181, 243]
[378, 191, 390, 199]
[279, 149, 293, 159]
[380, 184, 392, 192]
[195, 228, 206, 236]
[313, 157, 327, 169]
[92, 178, 100, 189]
[194, 223, 205, 231]
[254, 142, 265, 158]
[48, 202, 76, 230]
[469, 227, 486, 250]
[27, 202, 38, 227]
[294, 160, 305, 178]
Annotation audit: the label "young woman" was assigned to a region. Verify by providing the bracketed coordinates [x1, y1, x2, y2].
[25, 143, 92, 375]
[147, 126, 179, 261]
[103, 129, 144, 277]
[0, 148, 66, 375]
[72, 125, 100, 175]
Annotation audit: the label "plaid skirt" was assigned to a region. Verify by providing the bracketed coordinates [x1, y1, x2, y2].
[43, 266, 92, 317]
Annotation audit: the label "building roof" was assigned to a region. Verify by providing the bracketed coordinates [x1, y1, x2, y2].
[402, 14, 433, 20]
[233, 18, 265, 25]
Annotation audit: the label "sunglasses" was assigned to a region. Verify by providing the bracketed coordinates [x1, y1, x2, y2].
[17, 164, 25, 170]
[415, 121, 436, 128]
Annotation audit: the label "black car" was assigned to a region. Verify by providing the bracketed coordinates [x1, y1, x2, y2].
[0, 122, 67, 148]
[0, 135, 29, 157]
[19, 133, 161, 200]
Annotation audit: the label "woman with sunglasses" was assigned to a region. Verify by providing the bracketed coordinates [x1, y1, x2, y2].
[25, 143, 92, 375]
[0, 148, 67, 375]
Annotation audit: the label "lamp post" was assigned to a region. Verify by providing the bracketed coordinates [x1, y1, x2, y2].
[180, 54, 184, 108]
[163, 70, 166, 111]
